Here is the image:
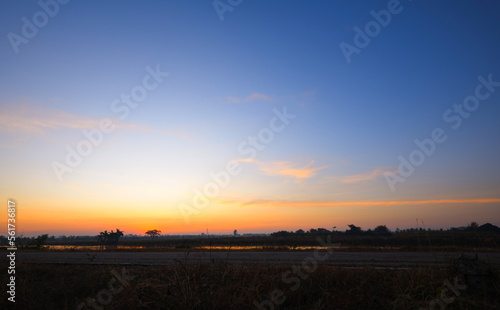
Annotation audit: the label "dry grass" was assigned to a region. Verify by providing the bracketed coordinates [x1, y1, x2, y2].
[1, 259, 499, 309]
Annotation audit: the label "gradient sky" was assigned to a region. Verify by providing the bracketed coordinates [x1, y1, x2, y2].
[1, 0, 500, 236]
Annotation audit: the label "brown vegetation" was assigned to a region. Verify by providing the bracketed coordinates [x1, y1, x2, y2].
[1, 258, 498, 309]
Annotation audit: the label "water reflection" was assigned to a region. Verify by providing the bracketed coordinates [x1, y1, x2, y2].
[2, 244, 342, 251]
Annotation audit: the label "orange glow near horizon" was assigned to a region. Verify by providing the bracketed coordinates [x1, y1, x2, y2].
[227, 198, 500, 208]
[2, 196, 499, 236]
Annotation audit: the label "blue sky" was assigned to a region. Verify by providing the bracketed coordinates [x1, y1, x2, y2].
[1, 0, 499, 235]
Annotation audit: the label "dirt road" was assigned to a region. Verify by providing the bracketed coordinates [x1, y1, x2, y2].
[10, 251, 500, 267]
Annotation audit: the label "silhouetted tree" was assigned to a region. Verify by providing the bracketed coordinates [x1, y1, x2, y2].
[467, 222, 479, 231]
[477, 223, 500, 233]
[346, 224, 363, 235]
[97, 229, 124, 247]
[295, 229, 305, 235]
[26, 234, 48, 249]
[317, 228, 331, 235]
[271, 230, 292, 237]
[374, 225, 391, 236]
[145, 229, 161, 238]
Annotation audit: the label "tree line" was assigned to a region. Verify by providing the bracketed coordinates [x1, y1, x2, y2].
[270, 222, 500, 237]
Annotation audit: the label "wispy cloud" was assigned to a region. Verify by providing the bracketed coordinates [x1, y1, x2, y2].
[333, 166, 397, 184]
[237, 158, 328, 183]
[0, 103, 187, 144]
[0, 103, 97, 135]
[216, 197, 500, 208]
[227, 92, 273, 103]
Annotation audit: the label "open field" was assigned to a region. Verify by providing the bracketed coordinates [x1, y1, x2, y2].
[3, 248, 500, 309]
[3, 232, 500, 308]
[11, 250, 500, 268]
[1, 258, 499, 310]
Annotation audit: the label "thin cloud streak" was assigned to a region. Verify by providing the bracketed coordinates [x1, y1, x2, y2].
[227, 92, 273, 103]
[0, 103, 187, 140]
[334, 166, 397, 183]
[237, 158, 328, 182]
[216, 198, 500, 208]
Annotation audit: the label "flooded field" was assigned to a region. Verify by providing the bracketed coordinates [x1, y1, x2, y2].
[5, 244, 344, 251]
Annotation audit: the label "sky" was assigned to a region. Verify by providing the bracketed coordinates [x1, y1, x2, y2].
[1, 0, 500, 237]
